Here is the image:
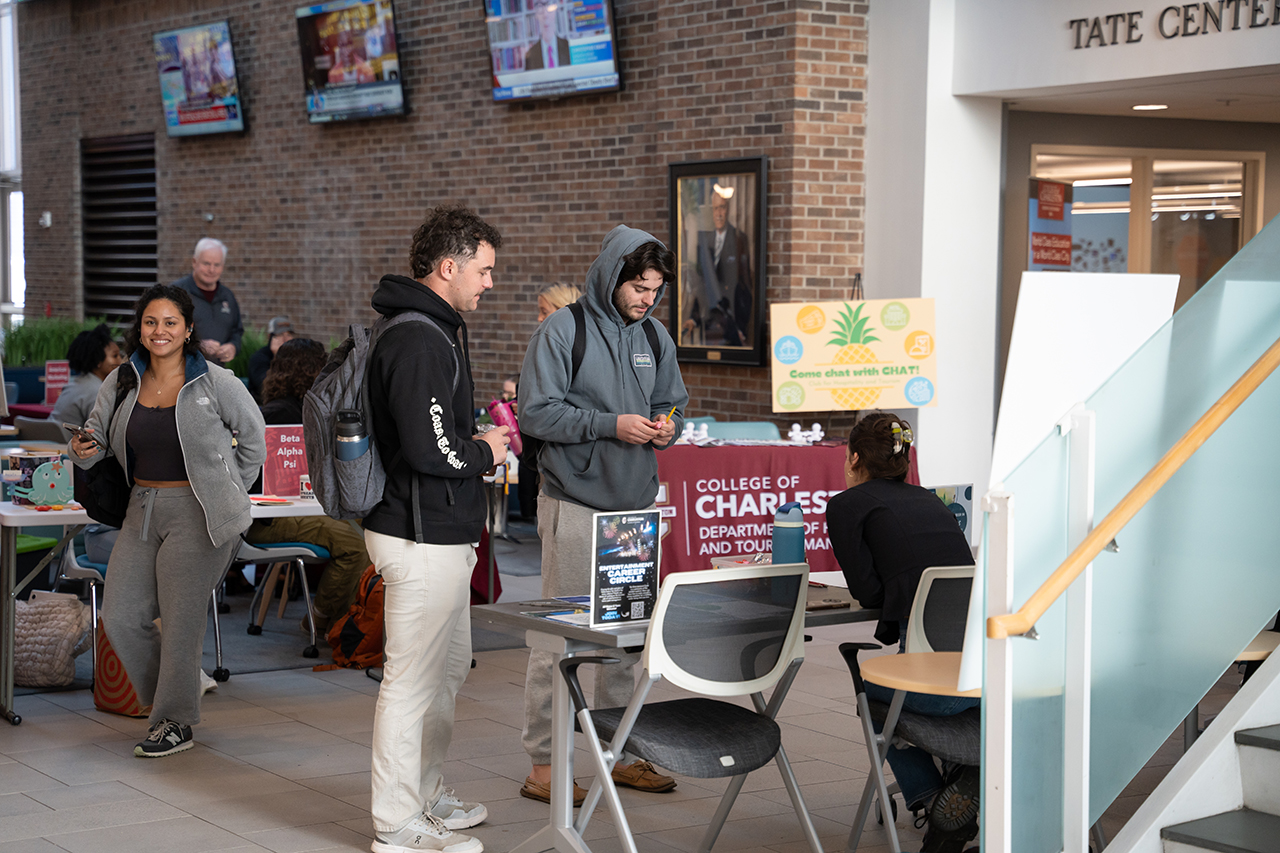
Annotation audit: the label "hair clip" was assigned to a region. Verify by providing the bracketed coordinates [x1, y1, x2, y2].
[890, 422, 914, 455]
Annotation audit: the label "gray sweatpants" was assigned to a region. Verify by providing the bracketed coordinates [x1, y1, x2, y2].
[522, 494, 641, 764]
[101, 486, 238, 727]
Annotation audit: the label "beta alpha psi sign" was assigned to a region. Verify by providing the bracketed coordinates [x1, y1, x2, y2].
[769, 299, 938, 413]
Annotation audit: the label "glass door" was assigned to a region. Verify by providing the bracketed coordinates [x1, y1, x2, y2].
[1030, 146, 1263, 309]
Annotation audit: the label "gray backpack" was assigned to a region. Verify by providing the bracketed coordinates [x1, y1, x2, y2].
[302, 311, 459, 542]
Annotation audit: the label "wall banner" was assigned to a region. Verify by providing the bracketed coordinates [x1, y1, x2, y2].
[769, 298, 938, 413]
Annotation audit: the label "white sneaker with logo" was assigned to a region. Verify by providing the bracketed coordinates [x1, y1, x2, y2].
[370, 813, 482, 853]
[429, 788, 488, 830]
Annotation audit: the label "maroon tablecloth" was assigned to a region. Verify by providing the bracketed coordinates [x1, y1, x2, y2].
[655, 443, 848, 578]
[6, 403, 54, 421]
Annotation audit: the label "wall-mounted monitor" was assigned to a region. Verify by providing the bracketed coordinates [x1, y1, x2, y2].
[153, 21, 245, 137]
[295, 0, 406, 123]
[482, 1, 621, 103]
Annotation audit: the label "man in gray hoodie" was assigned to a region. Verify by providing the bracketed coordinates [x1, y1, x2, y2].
[517, 225, 689, 803]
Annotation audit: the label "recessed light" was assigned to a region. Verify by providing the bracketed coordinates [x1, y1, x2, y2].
[1132, 104, 1168, 111]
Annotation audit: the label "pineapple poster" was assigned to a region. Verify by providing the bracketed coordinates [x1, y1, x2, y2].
[769, 299, 938, 413]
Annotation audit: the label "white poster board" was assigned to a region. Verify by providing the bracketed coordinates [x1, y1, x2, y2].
[959, 271, 1178, 692]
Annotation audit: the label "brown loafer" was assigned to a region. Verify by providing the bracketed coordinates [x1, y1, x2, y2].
[521, 776, 587, 807]
[611, 760, 677, 793]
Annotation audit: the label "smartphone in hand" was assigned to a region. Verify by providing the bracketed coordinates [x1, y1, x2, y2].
[63, 423, 102, 449]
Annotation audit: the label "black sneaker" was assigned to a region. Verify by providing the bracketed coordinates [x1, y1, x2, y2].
[930, 764, 980, 832]
[134, 719, 193, 758]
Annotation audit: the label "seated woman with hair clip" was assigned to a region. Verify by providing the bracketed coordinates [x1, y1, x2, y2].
[825, 412, 978, 853]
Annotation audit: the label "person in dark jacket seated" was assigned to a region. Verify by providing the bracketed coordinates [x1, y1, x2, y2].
[245, 337, 372, 637]
[826, 412, 978, 853]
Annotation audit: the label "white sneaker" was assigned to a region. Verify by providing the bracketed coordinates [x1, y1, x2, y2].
[371, 814, 482, 853]
[200, 670, 218, 695]
[429, 788, 488, 830]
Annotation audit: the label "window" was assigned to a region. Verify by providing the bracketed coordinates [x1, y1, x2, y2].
[1031, 146, 1264, 309]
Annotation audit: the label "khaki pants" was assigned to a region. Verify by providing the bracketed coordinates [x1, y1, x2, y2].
[521, 493, 641, 764]
[366, 529, 475, 834]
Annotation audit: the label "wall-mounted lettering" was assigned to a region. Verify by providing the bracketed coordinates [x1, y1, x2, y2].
[1068, 1, 1279, 48]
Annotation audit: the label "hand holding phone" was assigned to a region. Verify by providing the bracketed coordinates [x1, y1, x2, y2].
[64, 423, 103, 456]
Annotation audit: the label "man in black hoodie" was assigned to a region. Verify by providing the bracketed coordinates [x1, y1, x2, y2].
[363, 205, 510, 853]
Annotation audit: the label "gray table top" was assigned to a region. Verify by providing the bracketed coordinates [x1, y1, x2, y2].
[473, 585, 878, 648]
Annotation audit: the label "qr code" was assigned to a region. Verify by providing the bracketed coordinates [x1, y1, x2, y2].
[632, 602, 645, 619]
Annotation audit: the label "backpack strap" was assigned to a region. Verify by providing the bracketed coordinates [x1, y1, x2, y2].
[642, 319, 662, 370]
[569, 302, 587, 386]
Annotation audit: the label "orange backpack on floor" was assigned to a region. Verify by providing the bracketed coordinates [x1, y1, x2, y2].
[94, 617, 151, 717]
[327, 564, 383, 668]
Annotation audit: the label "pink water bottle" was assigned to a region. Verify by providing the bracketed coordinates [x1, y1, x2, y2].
[486, 399, 522, 456]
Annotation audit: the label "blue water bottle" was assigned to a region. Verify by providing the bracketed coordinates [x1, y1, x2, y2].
[335, 410, 369, 461]
[771, 501, 806, 564]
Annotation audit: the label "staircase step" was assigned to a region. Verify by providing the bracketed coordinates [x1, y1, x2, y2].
[1161, 809, 1280, 853]
[1236, 725, 1280, 752]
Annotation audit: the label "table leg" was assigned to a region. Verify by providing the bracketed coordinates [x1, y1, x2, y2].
[516, 631, 597, 853]
[1, 525, 19, 725]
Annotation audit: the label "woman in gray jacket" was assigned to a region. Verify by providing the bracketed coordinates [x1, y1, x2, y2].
[71, 284, 265, 758]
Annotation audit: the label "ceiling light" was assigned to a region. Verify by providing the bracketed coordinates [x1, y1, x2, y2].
[1073, 178, 1133, 187]
[1132, 104, 1169, 111]
[713, 183, 735, 199]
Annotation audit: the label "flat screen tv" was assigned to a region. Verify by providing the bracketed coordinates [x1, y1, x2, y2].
[482, 1, 621, 102]
[295, 0, 406, 123]
[153, 21, 245, 137]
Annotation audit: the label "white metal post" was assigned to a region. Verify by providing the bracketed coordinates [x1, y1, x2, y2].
[1061, 405, 1096, 853]
[982, 490, 1014, 853]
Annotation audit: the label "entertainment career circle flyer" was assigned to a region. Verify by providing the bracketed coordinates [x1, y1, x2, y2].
[591, 510, 660, 626]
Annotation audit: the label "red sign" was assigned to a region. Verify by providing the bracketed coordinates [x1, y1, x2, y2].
[1031, 232, 1072, 266]
[44, 360, 70, 406]
[1037, 180, 1067, 220]
[262, 425, 308, 496]
[655, 444, 848, 578]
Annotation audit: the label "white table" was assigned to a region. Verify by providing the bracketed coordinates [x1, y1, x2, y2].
[0, 498, 327, 725]
[473, 590, 877, 853]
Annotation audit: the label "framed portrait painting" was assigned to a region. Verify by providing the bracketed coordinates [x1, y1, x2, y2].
[668, 156, 767, 366]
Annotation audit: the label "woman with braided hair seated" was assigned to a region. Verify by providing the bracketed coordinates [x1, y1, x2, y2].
[826, 412, 979, 853]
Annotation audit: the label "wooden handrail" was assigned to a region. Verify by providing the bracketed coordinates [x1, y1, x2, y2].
[988, 334, 1280, 640]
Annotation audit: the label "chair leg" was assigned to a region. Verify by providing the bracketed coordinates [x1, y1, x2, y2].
[209, 588, 229, 682]
[248, 561, 284, 634]
[88, 581, 99, 682]
[572, 706, 639, 853]
[295, 558, 319, 658]
[849, 689, 905, 853]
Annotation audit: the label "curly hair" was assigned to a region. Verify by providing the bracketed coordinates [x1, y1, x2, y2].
[615, 241, 675, 289]
[261, 338, 327, 404]
[124, 284, 202, 360]
[846, 412, 913, 482]
[67, 324, 116, 374]
[409, 204, 503, 279]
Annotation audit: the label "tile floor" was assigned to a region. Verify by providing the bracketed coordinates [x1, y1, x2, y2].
[0, 588, 1247, 853]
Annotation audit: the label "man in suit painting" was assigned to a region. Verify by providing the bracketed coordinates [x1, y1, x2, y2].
[689, 191, 754, 348]
[524, 0, 572, 71]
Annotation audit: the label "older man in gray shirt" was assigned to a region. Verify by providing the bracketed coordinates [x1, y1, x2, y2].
[170, 238, 243, 365]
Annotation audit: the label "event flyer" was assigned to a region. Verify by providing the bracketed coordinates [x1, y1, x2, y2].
[590, 510, 660, 627]
[769, 298, 938, 413]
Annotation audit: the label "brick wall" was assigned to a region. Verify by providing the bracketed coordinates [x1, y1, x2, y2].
[18, 0, 868, 427]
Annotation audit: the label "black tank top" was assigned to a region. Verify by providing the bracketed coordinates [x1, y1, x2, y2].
[127, 404, 188, 481]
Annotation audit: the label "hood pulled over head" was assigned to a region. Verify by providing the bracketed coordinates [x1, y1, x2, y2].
[583, 225, 669, 326]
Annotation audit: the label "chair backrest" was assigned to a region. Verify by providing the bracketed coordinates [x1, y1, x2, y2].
[704, 421, 781, 440]
[16, 416, 70, 443]
[904, 565, 974, 654]
[642, 561, 809, 697]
